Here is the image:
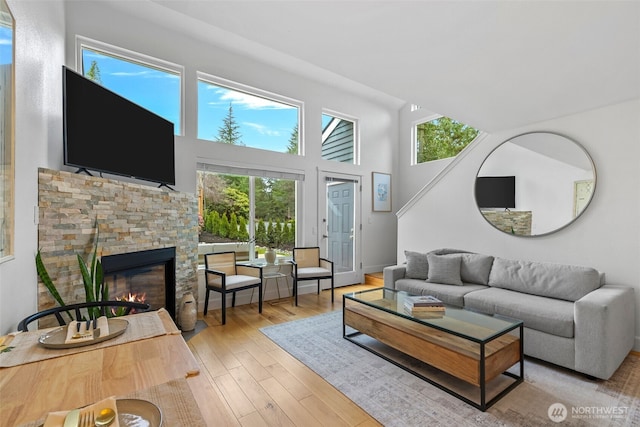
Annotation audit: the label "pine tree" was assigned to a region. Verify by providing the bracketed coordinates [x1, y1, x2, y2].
[238, 216, 249, 240]
[217, 103, 243, 145]
[219, 214, 230, 238]
[286, 124, 299, 154]
[229, 213, 239, 240]
[86, 60, 102, 84]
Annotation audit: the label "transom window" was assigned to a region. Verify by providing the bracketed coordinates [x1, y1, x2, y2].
[78, 37, 183, 135]
[322, 112, 357, 164]
[198, 74, 301, 154]
[414, 116, 480, 164]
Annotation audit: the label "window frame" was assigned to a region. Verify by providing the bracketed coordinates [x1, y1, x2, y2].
[0, 0, 14, 263]
[321, 108, 360, 165]
[75, 35, 185, 136]
[196, 163, 303, 265]
[411, 113, 441, 165]
[197, 72, 304, 155]
[411, 114, 480, 165]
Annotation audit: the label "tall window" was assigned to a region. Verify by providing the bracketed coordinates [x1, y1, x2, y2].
[198, 74, 300, 154]
[78, 38, 183, 135]
[414, 116, 480, 164]
[197, 169, 298, 263]
[322, 112, 357, 164]
[0, 0, 13, 261]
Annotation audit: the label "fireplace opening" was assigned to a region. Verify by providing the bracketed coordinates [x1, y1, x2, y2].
[101, 247, 176, 318]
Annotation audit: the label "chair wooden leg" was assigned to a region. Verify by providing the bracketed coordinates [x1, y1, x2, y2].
[203, 289, 210, 315]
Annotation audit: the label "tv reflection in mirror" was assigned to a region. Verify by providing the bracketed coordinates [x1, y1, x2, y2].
[475, 176, 515, 209]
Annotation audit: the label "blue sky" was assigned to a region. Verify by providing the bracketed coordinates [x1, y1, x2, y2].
[197, 81, 298, 152]
[0, 26, 12, 65]
[82, 48, 300, 153]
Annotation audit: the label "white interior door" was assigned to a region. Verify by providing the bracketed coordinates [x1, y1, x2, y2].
[319, 171, 362, 287]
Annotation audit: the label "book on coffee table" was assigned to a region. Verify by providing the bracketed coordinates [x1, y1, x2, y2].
[404, 306, 445, 318]
[404, 295, 443, 308]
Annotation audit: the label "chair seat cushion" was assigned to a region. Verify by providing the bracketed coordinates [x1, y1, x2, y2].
[297, 267, 332, 279]
[209, 274, 261, 290]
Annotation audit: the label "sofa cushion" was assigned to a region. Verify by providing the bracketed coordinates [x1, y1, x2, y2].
[427, 254, 463, 286]
[396, 278, 487, 307]
[404, 251, 429, 280]
[464, 287, 575, 338]
[429, 249, 494, 285]
[488, 257, 602, 302]
[458, 253, 494, 285]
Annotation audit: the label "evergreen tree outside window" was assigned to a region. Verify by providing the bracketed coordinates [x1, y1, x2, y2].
[197, 170, 297, 263]
[414, 116, 480, 163]
[197, 75, 300, 154]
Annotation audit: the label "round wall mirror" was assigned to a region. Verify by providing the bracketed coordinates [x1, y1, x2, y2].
[475, 132, 596, 237]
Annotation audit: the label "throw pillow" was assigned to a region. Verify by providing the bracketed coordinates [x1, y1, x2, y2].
[426, 253, 463, 286]
[404, 250, 429, 280]
[459, 253, 494, 285]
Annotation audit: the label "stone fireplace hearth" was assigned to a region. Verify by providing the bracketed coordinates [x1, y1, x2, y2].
[37, 168, 198, 317]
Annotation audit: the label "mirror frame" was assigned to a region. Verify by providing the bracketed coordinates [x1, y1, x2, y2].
[0, 0, 14, 262]
[475, 131, 597, 237]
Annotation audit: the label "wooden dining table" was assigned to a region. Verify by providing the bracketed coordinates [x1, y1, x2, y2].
[0, 309, 213, 426]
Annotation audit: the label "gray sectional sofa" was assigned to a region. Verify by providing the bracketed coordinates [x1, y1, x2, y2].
[383, 248, 636, 380]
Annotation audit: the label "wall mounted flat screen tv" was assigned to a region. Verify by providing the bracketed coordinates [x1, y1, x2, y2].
[63, 66, 175, 186]
[475, 176, 516, 209]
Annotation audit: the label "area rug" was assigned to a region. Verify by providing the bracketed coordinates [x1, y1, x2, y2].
[260, 311, 640, 426]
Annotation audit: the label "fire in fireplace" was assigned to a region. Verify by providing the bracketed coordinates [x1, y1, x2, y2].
[101, 247, 176, 318]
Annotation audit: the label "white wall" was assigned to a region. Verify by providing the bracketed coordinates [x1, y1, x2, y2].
[396, 99, 640, 350]
[0, 1, 65, 334]
[0, 1, 398, 333]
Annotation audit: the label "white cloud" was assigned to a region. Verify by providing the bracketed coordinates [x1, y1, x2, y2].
[111, 70, 178, 79]
[213, 87, 294, 110]
[243, 122, 281, 137]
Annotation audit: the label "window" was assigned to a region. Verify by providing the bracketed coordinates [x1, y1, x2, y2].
[78, 37, 183, 135]
[197, 167, 300, 263]
[322, 112, 357, 164]
[414, 116, 480, 164]
[0, 0, 13, 261]
[198, 74, 300, 154]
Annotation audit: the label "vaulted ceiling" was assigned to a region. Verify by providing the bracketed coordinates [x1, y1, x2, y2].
[116, 1, 639, 132]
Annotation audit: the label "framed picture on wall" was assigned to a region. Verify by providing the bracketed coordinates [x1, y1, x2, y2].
[372, 172, 391, 212]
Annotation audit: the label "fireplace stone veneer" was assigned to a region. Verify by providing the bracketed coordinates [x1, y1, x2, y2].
[37, 168, 198, 317]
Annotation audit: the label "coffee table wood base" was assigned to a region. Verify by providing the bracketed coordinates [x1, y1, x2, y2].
[343, 302, 524, 411]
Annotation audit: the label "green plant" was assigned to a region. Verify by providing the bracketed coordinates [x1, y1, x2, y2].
[35, 221, 108, 320]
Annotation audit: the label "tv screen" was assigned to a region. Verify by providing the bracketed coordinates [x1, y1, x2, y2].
[475, 176, 515, 208]
[63, 66, 175, 185]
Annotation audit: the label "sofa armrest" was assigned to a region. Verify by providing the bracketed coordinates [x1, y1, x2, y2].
[574, 285, 635, 379]
[383, 265, 406, 290]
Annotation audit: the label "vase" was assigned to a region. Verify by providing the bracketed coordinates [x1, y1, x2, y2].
[265, 248, 276, 265]
[179, 292, 197, 332]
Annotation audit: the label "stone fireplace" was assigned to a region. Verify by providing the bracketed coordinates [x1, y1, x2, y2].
[37, 168, 198, 318]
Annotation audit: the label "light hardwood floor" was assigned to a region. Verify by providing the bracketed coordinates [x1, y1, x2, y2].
[187, 282, 383, 427]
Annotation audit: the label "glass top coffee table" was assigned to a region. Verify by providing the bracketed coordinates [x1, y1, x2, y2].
[343, 287, 523, 411]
